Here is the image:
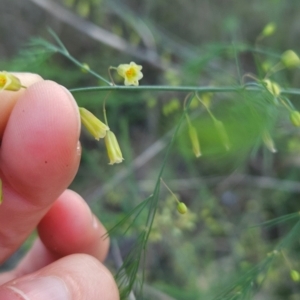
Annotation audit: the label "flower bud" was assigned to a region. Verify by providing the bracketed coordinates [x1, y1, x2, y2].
[188, 124, 201, 158]
[0, 72, 22, 91]
[290, 111, 300, 127]
[105, 130, 124, 165]
[79, 107, 109, 140]
[263, 79, 281, 97]
[281, 50, 300, 69]
[81, 63, 90, 73]
[290, 270, 300, 282]
[177, 202, 187, 214]
[261, 22, 276, 37]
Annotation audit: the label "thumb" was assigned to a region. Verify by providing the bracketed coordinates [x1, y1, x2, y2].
[0, 255, 119, 300]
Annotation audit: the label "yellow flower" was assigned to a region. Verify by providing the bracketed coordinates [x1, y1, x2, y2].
[79, 107, 109, 140]
[188, 124, 201, 157]
[117, 62, 143, 86]
[105, 130, 124, 164]
[0, 72, 23, 91]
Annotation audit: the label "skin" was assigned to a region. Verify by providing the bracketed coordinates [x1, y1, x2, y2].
[0, 73, 119, 299]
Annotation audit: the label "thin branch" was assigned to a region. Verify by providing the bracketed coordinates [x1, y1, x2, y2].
[69, 84, 300, 96]
[70, 85, 242, 93]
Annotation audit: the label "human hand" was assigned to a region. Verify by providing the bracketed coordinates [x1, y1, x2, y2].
[0, 73, 119, 300]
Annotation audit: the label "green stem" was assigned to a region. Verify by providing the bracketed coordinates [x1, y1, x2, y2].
[70, 85, 243, 93]
[68, 84, 300, 96]
[57, 49, 112, 86]
[48, 28, 69, 54]
[279, 98, 293, 112]
[103, 101, 108, 126]
[264, 61, 285, 79]
[185, 113, 192, 127]
[281, 250, 293, 271]
[160, 178, 180, 204]
[108, 67, 117, 86]
[183, 92, 193, 126]
[196, 93, 217, 122]
[144, 93, 194, 243]
[102, 92, 112, 126]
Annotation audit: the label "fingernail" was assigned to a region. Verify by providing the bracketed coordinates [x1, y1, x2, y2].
[92, 214, 99, 229]
[76, 141, 82, 156]
[6, 276, 70, 300]
[60, 85, 76, 105]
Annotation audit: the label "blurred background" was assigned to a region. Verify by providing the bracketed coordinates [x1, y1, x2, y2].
[2, 0, 300, 299]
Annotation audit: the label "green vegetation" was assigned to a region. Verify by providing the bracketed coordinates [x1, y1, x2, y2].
[2, 0, 300, 299]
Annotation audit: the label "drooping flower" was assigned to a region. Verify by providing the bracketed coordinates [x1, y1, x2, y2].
[117, 62, 143, 86]
[104, 130, 124, 164]
[0, 72, 23, 91]
[188, 124, 201, 158]
[290, 110, 300, 127]
[214, 120, 230, 151]
[79, 107, 109, 140]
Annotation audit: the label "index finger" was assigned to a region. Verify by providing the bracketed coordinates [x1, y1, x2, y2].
[0, 75, 81, 262]
[0, 73, 43, 137]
